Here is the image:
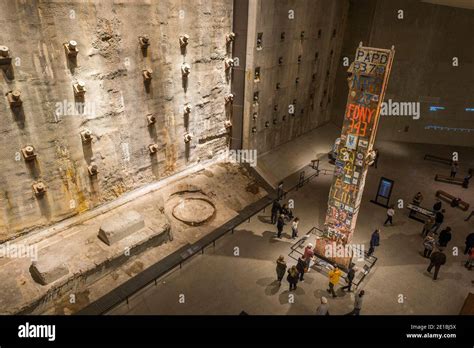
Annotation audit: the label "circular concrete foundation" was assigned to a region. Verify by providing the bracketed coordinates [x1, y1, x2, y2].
[172, 198, 215, 226]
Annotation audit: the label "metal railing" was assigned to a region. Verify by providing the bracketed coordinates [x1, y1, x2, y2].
[288, 226, 377, 289]
[78, 162, 324, 315]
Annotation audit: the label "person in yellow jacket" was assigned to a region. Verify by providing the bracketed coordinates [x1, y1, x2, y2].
[326, 266, 342, 298]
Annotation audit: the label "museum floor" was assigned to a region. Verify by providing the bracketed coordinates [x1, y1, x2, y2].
[108, 129, 474, 315]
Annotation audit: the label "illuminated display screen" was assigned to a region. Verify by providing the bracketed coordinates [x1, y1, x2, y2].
[378, 178, 393, 198]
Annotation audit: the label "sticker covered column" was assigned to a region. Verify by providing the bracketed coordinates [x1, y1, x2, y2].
[315, 43, 395, 267]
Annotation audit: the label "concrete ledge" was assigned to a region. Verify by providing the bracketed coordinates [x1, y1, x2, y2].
[98, 210, 145, 245]
[6, 215, 171, 315]
[30, 260, 69, 285]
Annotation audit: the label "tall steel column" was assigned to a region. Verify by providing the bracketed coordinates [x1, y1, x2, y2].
[315, 42, 395, 268]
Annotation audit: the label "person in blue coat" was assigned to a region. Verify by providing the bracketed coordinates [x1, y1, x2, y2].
[367, 229, 380, 256]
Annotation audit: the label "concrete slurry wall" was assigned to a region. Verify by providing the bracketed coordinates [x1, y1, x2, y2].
[242, 0, 349, 154]
[331, 0, 474, 147]
[0, 0, 233, 240]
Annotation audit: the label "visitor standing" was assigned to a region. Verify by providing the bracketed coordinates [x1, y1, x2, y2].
[423, 232, 436, 258]
[433, 200, 442, 212]
[326, 266, 342, 298]
[341, 265, 356, 292]
[427, 248, 446, 280]
[464, 232, 474, 255]
[346, 290, 365, 315]
[276, 214, 285, 238]
[280, 204, 290, 220]
[432, 209, 445, 233]
[367, 229, 380, 256]
[422, 217, 434, 237]
[383, 206, 395, 226]
[438, 227, 452, 248]
[303, 244, 314, 270]
[413, 192, 423, 206]
[450, 161, 458, 178]
[276, 255, 287, 283]
[287, 266, 299, 291]
[315, 297, 329, 315]
[291, 217, 300, 239]
[271, 200, 281, 224]
[296, 255, 306, 281]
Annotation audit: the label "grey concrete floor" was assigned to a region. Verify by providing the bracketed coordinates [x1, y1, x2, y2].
[108, 140, 474, 315]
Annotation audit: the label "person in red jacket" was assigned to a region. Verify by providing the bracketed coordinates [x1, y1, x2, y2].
[303, 243, 314, 270]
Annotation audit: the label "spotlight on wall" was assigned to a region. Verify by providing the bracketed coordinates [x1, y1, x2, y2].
[226, 32, 236, 43]
[0, 45, 12, 65]
[184, 104, 192, 114]
[138, 35, 150, 49]
[179, 34, 190, 48]
[88, 163, 99, 177]
[225, 93, 234, 104]
[184, 133, 193, 143]
[21, 145, 36, 161]
[225, 58, 235, 70]
[6, 90, 22, 108]
[32, 182, 47, 197]
[73, 81, 86, 97]
[80, 129, 93, 143]
[148, 144, 159, 154]
[64, 40, 78, 58]
[147, 114, 156, 126]
[142, 69, 153, 82]
[181, 63, 191, 77]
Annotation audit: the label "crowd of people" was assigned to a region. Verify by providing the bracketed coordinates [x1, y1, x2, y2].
[372, 190, 473, 281]
[271, 199, 298, 239]
[275, 253, 365, 315]
[265, 157, 474, 315]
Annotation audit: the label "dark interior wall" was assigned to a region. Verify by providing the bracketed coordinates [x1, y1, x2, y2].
[331, 0, 474, 147]
[243, 0, 349, 154]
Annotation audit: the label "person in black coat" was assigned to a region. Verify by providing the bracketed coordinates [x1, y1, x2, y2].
[287, 266, 299, 291]
[341, 265, 356, 292]
[276, 214, 285, 238]
[271, 200, 281, 224]
[438, 227, 452, 247]
[432, 210, 445, 233]
[367, 229, 380, 256]
[296, 256, 306, 281]
[427, 249, 446, 280]
[464, 232, 474, 255]
[433, 200, 442, 212]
